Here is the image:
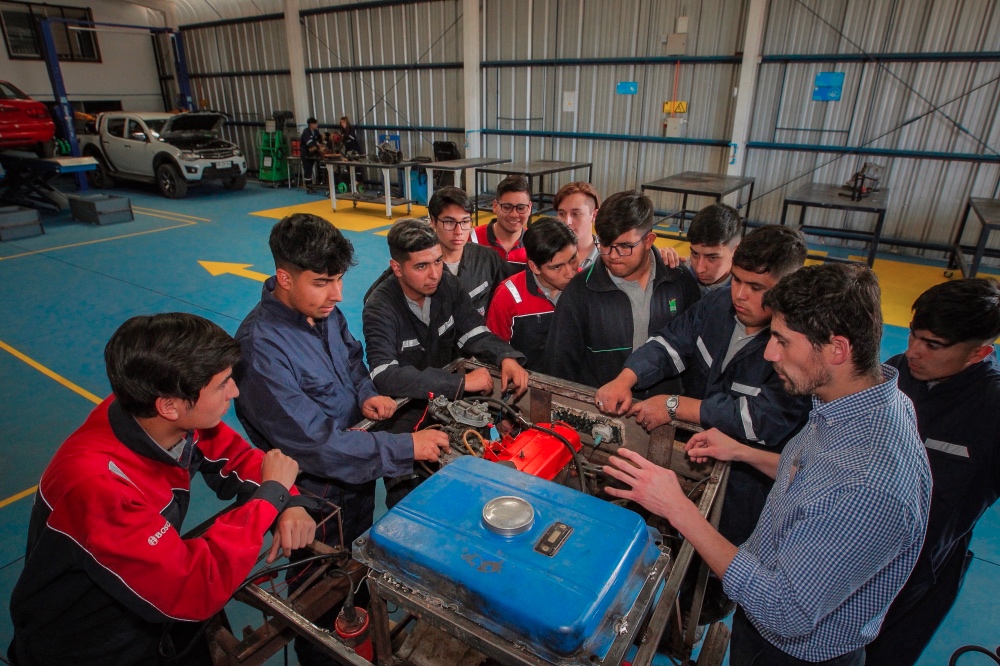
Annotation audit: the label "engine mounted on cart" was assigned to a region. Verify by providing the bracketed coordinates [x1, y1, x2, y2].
[420, 394, 583, 482]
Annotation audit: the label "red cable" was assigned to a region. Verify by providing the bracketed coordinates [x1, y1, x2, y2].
[412, 392, 434, 432]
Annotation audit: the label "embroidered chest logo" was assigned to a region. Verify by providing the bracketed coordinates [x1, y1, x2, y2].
[148, 521, 171, 546]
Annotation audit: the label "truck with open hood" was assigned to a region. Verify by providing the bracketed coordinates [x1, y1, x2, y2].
[78, 111, 248, 198]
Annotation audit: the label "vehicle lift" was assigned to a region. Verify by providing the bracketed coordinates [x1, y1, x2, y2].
[36, 16, 195, 177]
[0, 151, 97, 211]
[0, 19, 192, 238]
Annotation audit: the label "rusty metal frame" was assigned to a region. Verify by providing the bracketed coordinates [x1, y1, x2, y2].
[365, 547, 672, 666]
[206, 545, 372, 665]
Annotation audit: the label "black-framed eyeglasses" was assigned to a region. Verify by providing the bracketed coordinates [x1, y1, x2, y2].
[497, 202, 531, 214]
[437, 217, 473, 230]
[596, 237, 647, 257]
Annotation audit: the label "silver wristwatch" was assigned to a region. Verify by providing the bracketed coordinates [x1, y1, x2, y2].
[665, 395, 679, 420]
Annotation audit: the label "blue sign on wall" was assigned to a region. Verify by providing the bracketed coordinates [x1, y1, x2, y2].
[616, 81, 638, 95]
[813, 72, 845, 102]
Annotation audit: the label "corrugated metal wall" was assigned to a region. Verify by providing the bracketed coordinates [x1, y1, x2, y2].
[303, 1, 464, 160]
[178, 0, 1000, 261]
[184, 17, 292, 163]
[747, 0, 1000, 260]
[182, 0, 464, 170]
[480, 0, 744, 196]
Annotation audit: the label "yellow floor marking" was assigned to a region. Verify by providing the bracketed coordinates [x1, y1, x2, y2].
[250, 200, 426, 233]
[132, 211, 201, 224]
[805, 251, 829, 266]
[0, 339, 102, 405]
[653, 237, 688, 251]
[0, 339, 102, 510]
[862, 258, 951, 329]
[0, 486, 38, 510]
[0, 220, 196, 262]
[199, 260, 269, 282]
[132, 207, 211, 222]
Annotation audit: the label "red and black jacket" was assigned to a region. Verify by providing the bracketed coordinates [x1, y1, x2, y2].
[485, 270, 554, 371]
[472, 221, 527, 266]
[9, 398, 300, 665]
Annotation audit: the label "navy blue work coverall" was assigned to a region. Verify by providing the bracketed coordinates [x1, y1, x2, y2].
[865, 352, 1000, 666]
[623, 285, 811, 545]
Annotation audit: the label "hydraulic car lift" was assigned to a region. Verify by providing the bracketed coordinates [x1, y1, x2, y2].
[0, 151, 96, 212]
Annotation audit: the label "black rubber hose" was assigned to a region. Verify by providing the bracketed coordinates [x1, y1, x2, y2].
[475, 396, 590, 495]
[950, 646, 1000, 666]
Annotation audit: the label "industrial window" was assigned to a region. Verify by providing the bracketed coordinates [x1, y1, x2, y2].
[0, 1, 100, 62]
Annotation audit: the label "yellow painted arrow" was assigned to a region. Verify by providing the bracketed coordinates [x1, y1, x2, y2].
[199, 261, 270, 282]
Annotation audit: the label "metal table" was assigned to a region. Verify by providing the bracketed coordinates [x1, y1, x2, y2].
[323, 158, 417, 218]
[640, 171, 756, 238]
[949, 197, 1000, 278]
[474, 160, 593, 220]
[424, 157, 511, 202]
[780, 183, 890, 267]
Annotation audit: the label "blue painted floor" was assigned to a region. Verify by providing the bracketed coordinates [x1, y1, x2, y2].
[0, 178, 997, 665]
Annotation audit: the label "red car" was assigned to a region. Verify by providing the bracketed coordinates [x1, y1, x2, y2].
[0, 81, 56, 157]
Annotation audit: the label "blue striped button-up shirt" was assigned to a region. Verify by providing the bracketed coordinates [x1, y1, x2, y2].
[722, 364, 932, 661]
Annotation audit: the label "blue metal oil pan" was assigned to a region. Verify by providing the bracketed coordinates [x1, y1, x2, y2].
[354, 456, 665, 662]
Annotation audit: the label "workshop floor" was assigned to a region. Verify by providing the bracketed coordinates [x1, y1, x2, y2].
[0, 177, 997, 665]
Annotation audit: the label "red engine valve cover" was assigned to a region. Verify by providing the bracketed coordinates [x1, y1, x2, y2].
[483, 422, 582, 480]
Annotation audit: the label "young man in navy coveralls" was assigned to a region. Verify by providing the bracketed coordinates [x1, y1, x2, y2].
[866, 278, 1000, 665]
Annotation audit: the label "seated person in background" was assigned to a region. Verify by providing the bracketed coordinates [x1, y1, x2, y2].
[338, 116, 361, 153]
[365, 187, 508, 316]
[544, 190, 701, 394]
[486, 217, 579, 371]
[234, 214, 448, 550]
[363, 217, 528, 402]
[865, 278, 1000, 666]
[554, 180, 683, 272]
[8, 313, 316, 666]
[685, 203, 741, 295]
[474, 175, 531, 266]
[596, 224, 810, 548]
[606, 263, 932, 666]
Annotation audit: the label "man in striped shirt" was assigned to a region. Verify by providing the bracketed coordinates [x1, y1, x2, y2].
[605, 264, 931, 665]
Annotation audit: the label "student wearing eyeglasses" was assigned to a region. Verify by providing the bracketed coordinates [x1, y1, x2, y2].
[364, 187, 509, 316]
[473, 175, 532, 265]
[430, 187, 510, 315]
[544, 190, 701, 395]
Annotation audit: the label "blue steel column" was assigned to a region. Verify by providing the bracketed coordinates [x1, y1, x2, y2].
[38, 18, 87, 190]
[171, 30, 195, 111]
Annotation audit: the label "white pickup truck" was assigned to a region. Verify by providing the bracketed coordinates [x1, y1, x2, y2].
[78, 111, 248, 198]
